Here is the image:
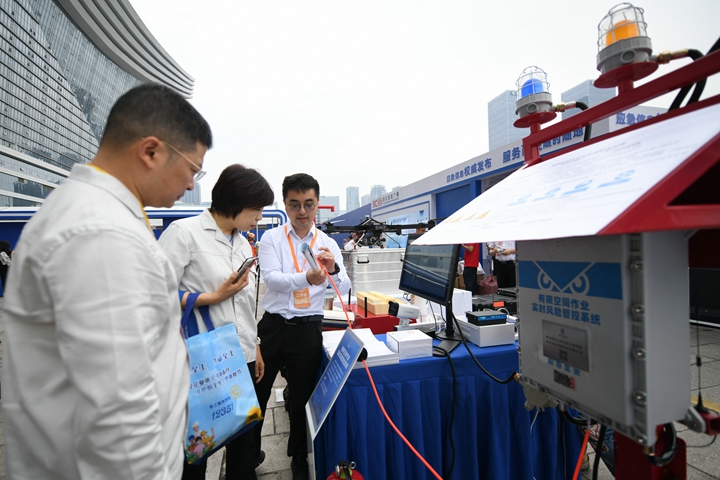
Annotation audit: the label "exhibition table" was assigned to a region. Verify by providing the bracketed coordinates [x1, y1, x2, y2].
[314, 336, 582, 479]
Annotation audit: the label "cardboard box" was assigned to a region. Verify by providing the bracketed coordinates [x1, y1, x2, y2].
[456, 319, 515, 348]
[356, 291, 406, 315]
[386, 330, 433, 360]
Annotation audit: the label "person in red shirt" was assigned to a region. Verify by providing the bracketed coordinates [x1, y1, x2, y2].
[461, 243, 481, 295]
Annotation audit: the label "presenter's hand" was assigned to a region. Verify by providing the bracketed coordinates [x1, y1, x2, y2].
[306, 267, 327, 286]
[315, 246, 336, 271]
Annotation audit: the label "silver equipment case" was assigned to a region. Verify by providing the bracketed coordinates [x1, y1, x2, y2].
[342, 248, 405, 295]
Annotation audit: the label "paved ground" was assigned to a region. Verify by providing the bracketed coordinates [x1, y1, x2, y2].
[1, 289, 719, 479]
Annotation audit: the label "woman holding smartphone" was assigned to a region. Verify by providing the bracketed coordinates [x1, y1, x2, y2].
[158, 164, 274, 480]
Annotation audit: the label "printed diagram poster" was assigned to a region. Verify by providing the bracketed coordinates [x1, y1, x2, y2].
[417, 103, 720, 245]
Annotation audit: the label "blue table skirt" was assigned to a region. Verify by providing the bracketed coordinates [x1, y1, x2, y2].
[314, 336, 582, 479]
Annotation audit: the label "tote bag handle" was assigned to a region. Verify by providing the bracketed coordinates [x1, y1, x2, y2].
[180, 291, 215, 339]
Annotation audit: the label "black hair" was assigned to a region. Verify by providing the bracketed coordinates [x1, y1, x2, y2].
[210, 164, 274, 219]
[101, 84, 212, 152]
[0, 240, 10, 255]
[282, 173, 319, 200]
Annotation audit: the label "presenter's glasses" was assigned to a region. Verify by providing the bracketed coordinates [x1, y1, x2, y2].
[287, 203, 318, 212]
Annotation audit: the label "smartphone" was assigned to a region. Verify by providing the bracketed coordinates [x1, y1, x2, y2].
[233, 256, 257, 284]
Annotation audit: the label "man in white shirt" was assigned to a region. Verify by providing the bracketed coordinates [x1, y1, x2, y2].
[1, 84, 211, 480]
[256, 173, 351, 480]
[488, 241, 517, 288]
[342, 231, 362, 251]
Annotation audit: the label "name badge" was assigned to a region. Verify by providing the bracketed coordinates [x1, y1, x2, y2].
[293, 288, 311, 309]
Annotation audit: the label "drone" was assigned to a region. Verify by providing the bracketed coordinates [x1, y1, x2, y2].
[319, 216, 437, 247]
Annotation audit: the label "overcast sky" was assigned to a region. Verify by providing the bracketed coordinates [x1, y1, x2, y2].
[129, 0, 720, 208]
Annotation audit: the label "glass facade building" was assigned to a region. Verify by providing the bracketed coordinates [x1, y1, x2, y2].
[346, 186, 359, 212]
[561, 80, 616, 120]
[370, 184, 386, 201]
[180, 182, 201, 205]
[0, 0, 193, 206]
[487, 89, 529, 151]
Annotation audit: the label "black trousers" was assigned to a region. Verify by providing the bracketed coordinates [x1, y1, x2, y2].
[494, 260, 517, 289]
[462, 266, 478, 295]
[182, 362, 259, 480]
[255, 312, 324, 458]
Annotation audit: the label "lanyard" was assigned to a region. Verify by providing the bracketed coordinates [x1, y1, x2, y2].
[88, 164, 153, 233]
[285, 225, 318, 273]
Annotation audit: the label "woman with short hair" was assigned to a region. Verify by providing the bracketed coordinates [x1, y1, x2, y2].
[159, 164, 274, 480]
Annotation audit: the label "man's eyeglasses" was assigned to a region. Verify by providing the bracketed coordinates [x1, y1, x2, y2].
[287, 203, 318, 212]
[162, 141, 206, 182]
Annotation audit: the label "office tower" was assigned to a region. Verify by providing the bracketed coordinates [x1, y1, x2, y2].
[488, 90, 529, 150]
[0, 0, 194, 206]
[361, 193, 370, 206]
[370, 184, 386, 200]
[346, 186, 359, 212]
[561, 80, 616, 119]
[180, 183, 202, 205]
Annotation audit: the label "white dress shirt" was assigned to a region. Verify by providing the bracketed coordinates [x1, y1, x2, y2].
[158, 209, 258, 362]
[259, 224, 350, 318]
[488, 240, 517, 262]
[2, 165, 188, 480]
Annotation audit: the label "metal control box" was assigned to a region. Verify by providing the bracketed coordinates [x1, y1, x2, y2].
[342, 248, 404, 295]
[517, 232, 690, 447]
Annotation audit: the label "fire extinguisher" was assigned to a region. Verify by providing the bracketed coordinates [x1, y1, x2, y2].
[327, 460, 364, 480]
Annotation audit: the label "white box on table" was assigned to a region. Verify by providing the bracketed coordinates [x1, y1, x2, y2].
[386, 329, 433, 360]
[456, 319, 515, 348]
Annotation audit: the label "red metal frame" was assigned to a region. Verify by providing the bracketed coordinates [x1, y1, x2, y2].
[594, 61, 659, 93]
[517, 50, 720, 480]
[518, 50, 720, 234]
[522, 50, 720, 166]
[615, 428, 687, 480]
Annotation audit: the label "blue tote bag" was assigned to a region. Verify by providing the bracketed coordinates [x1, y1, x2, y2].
[181, 292, 262, 464]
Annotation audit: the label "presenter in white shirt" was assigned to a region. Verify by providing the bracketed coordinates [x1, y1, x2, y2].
[256, 173, 351, 480]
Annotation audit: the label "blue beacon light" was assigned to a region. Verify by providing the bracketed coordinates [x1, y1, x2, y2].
[514, 66, 554, 121]
[520, 77, 547, 98]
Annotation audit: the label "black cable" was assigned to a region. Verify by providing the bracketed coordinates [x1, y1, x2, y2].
[254, 262, 262, 319]
[592, 425, 607, 480]
[561, 409, 596, 427]
[696, 322, 705, 409]
[683, 435, 717, 449]
[573, 101, 593, 142]
[669, 49, 704, 110]
[428, 302, 439, 333]
[644, 423, 677, 467]
[669, 41, 719, 110]
[451, 312, 517, 384]
[684, 36, 720, 107]
[433, 345, 457, 479]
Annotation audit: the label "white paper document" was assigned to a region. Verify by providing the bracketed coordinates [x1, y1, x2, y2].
[417, 103, 720, 245]
[323, 328, 399, 369]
